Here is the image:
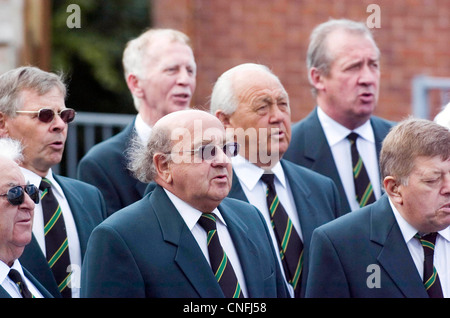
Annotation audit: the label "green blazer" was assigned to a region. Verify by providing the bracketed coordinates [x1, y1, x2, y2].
[81, 185, 289, 298]
[228, 159, 342, 297]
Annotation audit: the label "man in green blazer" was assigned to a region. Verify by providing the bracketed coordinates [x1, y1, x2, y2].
[210, 63, 342, 297]
[81, 110, 288, 298]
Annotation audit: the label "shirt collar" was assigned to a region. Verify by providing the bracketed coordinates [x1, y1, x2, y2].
[134, 114, 152, 143]
[231, 155, 286, 191]
[163, 188, 226, 230]
[0, 259, 25, 286]
[20, 168, 64, 197]
[317, 106, 375, 146]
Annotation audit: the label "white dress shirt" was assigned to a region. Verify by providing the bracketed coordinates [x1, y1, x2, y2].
[164, 188, 248, 297]
[317, 107, 382, 211]
[0, 260, 43, 298]
[390, 198, 450, 297]
[231, 155, 301, 297]
[134, 113, 152, 143]
[20, 168, 82, 298]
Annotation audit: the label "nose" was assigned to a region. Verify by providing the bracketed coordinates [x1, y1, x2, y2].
[268, 105, 285, 124]
[358, 64, 378, 86]
[210, 145, 231, 167]
[50, 112, 67, 132]
[176, 67, 193, 86]
[21, 192, 35, 210]
[442, 173, 450, 195]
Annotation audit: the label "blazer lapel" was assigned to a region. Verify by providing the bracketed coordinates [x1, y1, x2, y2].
[370, 196, 428, 298]
[151, 186, 223, 298]
[53, 175, 90, 257]
[302, 109, 350, 212]
[219, 201, 265, 297]
[228, 170, 249, 202]
[20, 236, 61, 297]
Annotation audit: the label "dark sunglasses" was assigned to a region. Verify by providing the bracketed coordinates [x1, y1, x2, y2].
[183, 142, 240, 160]
[0, 184, 39, 206]
[16, 108, 76, 124]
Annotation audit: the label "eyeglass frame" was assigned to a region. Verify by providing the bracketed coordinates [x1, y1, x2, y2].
[15, 108, 76, 124]
[0, 184, 40, 206]
[165, 142, 240, 161]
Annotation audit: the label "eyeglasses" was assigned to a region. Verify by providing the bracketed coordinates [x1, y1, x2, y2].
[0, 184, 39, 206]
[16, 108, 76, 124]
[176, 142, 240, 161]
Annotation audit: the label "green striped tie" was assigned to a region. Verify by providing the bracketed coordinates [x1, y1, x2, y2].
[347, 133, 376, 207]
[40, 178, 72, 298]
[198, 213, 244, 298]
[8, 269, 33, 298]
[415, 232, 443, 298]
[261, 173, 303, 297]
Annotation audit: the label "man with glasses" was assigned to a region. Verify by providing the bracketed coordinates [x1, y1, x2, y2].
[210, 63, 342, 297]
[81, 109, 288, 298]
[0, 66, 107, 298]
[0, 138, 52, 298]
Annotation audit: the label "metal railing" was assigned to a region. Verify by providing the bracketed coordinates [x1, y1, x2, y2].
[53, 112, 135, 178]
[412, 75, 450, 119]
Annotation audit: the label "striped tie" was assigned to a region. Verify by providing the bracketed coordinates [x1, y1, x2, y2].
[414, 232, 443, 298]
[39, 178, 72, 298]
[261, 173, 303, 297]
[198, 213, 243, 298]
[8, 269, 33, 298]
[347, 133, 376, 207]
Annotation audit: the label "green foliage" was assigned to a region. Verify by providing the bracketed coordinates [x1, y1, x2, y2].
[51, 0, 151, 114]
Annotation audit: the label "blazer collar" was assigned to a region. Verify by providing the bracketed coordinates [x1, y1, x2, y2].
[150, 186, 223, 297]
[370, 195, 428, 298]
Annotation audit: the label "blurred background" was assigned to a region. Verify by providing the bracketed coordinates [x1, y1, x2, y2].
[0, 0, 449, 176]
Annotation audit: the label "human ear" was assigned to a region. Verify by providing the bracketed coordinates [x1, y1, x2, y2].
[215, 110, 232, 129]
[0, 113, 10, 137]
[309, 67, 326, 91]
[153, 153, 172, 184]
[384, 176, 403, 205]
[126, 74, 145, 99]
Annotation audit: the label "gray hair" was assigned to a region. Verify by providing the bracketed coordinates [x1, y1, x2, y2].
[306, 19, 380, 96]
[127, 126, 173, 183]
[209, 63, 282, 116]
[0, 138, 24, 163]
[122, 28, 192, 111]
[0, 66, 66, 116]
[434, 102, 450, 130]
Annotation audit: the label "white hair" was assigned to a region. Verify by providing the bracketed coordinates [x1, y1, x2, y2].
[434, 102, 450, 130]
[0, 138, 24, 163]
[209, 63, 281, 116]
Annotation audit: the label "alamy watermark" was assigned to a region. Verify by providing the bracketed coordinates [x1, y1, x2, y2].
[65, 4, 381, 29]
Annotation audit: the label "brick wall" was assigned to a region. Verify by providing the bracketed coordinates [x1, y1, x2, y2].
[153, 0, 449, 122]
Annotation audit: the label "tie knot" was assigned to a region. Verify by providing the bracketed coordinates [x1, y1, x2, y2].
[198, 213, 218, 233]
[260, 173, 275, 187]
[8, 269, 23, 284]
[415, 232, 438, 245]
[347, 132, 359, 144]
[39, 178, 52, 191]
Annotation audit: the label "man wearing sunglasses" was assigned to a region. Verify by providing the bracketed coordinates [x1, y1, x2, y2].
[78, 28, 197, 216]
[210, 63, 343, 297]
[0, 66, 107, 298]
[0, 138, 52, 298]
[81, 110, 288, 298]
